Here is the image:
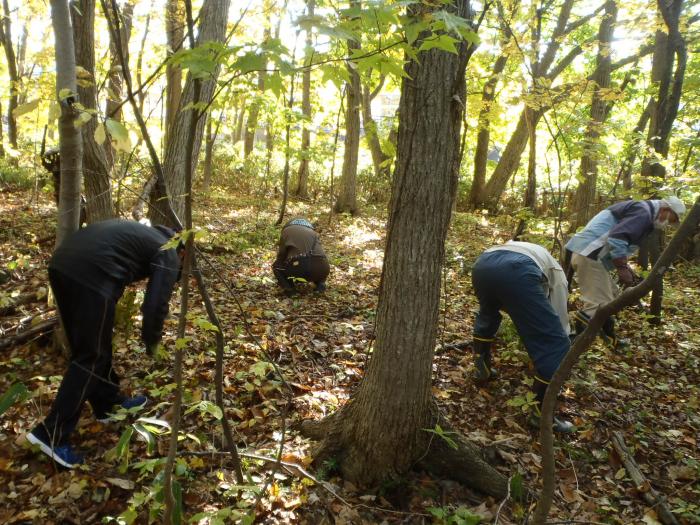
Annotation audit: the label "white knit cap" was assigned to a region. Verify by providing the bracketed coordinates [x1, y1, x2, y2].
[663, 196, 686, 219]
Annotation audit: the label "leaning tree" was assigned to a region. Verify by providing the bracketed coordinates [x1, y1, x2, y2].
[302, 0, 507, 495]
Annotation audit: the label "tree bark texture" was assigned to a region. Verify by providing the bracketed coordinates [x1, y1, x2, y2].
[293, 0, 315, 199]
[303, 0, 506, 495]
[71, 0, 114, 223]
[1, 0, 19, 148]
[151, 0, 232, 225]
[51, 0, 83, 246]
[334, 1, 362, 216]
[641, 0, 686, 183]
[104, 0, 133, 168]
[571, 0, 617, 230]
[164, 0, 184, 151]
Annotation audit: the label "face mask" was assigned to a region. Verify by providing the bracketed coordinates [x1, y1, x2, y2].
[654, 218, 669, 230]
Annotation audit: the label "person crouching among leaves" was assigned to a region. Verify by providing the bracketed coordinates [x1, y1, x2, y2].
[27, 219, 183, 468]
[470, 241, 575, 433]
[272, 218, 330, 296]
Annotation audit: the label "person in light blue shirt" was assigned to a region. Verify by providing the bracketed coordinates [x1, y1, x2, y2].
[566, 197, 685, 348]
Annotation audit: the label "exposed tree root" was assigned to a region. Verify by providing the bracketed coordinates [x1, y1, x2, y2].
[301, 401, 508, 498]
[418, 430, 508, 498]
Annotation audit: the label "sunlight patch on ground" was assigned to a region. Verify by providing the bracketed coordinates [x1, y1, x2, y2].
[360, 248, 384, 270]
[341, 224, 381, 248]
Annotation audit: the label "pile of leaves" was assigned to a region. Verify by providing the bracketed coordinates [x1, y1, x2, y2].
[1, 187, 699, 524]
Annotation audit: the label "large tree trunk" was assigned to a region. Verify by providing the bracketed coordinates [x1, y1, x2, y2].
[104, 1, 133, 168]
[71, 0, 114, 223]
[0, 0, 19, 149]
[571, 0, 617, 230]
[51, 0, 83, 246]
[302, 0, 507, 496]
[293, 0, 315, 199]
[150, 0, 231, 225]
[164, 0, 184, 151]
[334, 0, 362, 216]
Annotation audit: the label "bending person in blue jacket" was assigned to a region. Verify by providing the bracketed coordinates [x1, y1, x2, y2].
[471, 241, 574, 433]
[566, 197, 685, 349]
[27, 220, 183, 468]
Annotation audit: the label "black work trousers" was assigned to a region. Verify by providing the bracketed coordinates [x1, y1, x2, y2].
[272, 254, 330, 290]
[33, 269, 122, 446]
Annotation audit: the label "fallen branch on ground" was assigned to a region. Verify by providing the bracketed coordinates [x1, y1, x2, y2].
[0, 316, 58, 350]
[611, 431, 679, 525]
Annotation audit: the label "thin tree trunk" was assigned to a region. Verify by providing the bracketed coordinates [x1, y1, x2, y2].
[51, 0, 83, 246]
[244, 1, 271, 159]
[135, 11, 150, 115]
[470, 52, 508, 209]
[477, 0, 579, 210]
[334, 0, 362, 216]
[71, 0, 114, 223]
[151, 0, 232, 225]
[361, 74, 390, 182]
[303, 0, 506, 495]
[1, 0, 19, 149]
[617, 99, 652, 192]
[640, 0, 686, 323]
[233, 97, 245, 143]
[571, 0, 617, 229]
[164, 0, 184, 151]
[0, 100, 4, 157]
[202, 115, 215, 192]
[104, 1, 133, 168]
[293, 0, 314, 198]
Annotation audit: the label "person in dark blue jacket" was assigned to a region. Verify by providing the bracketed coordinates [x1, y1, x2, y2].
[27, 220, 182, 468]
[566, 197, 686, 348]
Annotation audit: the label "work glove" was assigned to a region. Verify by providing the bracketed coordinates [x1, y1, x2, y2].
[612, 256, 637, 287]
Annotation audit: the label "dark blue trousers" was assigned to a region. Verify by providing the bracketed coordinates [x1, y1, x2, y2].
[472, 250, 569, 381]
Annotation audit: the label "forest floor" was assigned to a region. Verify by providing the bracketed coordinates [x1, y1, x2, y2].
[1, 185, 699, 525]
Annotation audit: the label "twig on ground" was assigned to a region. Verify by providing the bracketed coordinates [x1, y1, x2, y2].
[610, 431, 679, 525]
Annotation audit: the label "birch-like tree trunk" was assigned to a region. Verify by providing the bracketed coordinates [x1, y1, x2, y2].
[50, 0, 83, 246]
